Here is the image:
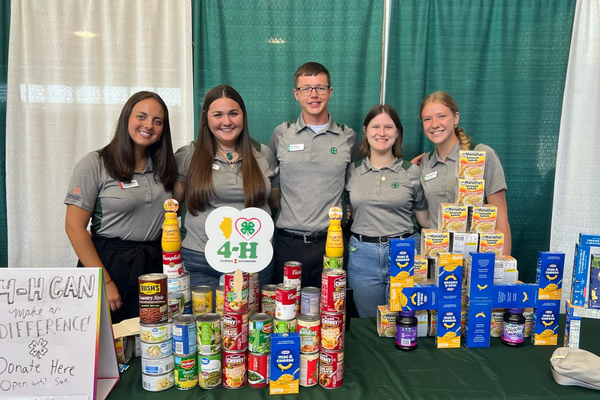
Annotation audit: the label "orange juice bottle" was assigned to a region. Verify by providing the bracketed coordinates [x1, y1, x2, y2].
[161, 199, 181, 252]
[325, 206, 344, 258]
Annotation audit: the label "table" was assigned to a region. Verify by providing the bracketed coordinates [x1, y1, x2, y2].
[108, 316, 600, 399]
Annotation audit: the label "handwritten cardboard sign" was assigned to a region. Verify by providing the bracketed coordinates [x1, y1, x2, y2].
[0, 268, 118, 400]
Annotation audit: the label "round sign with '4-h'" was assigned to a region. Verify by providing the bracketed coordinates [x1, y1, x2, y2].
[204, 207, 274, 274]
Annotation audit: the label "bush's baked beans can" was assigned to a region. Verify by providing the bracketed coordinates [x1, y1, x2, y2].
[198, 352, 222, 389]
[192, 285, 213, 315]
[298, 313, 320, 353]
[248, 352, 270, 388]
[273, 317, 297, 333]
[167, 271, 190, 292]
[224, 272, 249, 313]
[319, 349, 344, 389]
[301, 287, 321, 314]
[140, 321, 172, 343]
[300, 352, 319, 387]
[142, 370, 175, 391]
[196, 313, 222, 355]
[321, 269, 346, 313]
[222, 349, 247, 389]
[173, 315, 198, 355]
[163, 250, 184, 278]
[141, 354, 175, 375]
[248, 313, 273, 354]
[168, 292, 183, 319]
[139, 274, 168, 324]
[221, 312, 248, 351]
[283, 261, 302, 290]
[321, 312, 344, 351]
[174, 353, 198, 390]
[216, 285, 224, 314]
[261, 284, 276, 316]
[275, 283, 297, 320]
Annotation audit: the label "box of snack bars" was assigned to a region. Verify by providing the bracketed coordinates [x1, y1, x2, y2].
[456, 149, 486, 179]
[421, 229, 450, 258]
[438, 203, 468, 232]
[456, 179, 485, 207]
[535, 251, 565, 300]
[468, 204, 497, 233]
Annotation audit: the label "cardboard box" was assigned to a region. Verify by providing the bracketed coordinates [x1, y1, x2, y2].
[450, 232, 479, 255]
[413, 255, 428, 284]
[436, 301, 462, 348]
[416, 310, 429, 337]
[580, 233, 600, 246]
[390, 238, 415, 285]
[436, 253, 463, 302]
[112, 317, 141, 364]
[479, 231, 504, 257]
[438, 203, 468, 232]
[467, 252, 495, 301]
[564, 301, 582, 348]
[468, 204, 497, 233]
[492, 284, 538, 308]
[463, 300, 493, 348]
[535, 251, 565, 300]
[270, 333, 300, 394]
[532, 300, 560, 345]
[589, 254, 600, 309]
[421, 229, 450, 258]
[501, 255, 518, 284]
[428, 310, 438, 337]
[377, 305, 397, 337]
[390, 283, 438, 312]
[456, 179, 485, 207]
[456, 149, 486, 179]
[571, 244, 591, 306]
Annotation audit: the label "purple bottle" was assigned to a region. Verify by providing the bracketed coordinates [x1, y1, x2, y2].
[395, 310, 418, 351]
[501, 308, 525, 347]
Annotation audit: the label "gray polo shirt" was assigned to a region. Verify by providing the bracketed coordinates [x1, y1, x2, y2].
[64, 151, 170, 241]
[421, 141, 507, 229]
[270, 113, 359, 233]
[346, 157, 427, 237]
[175, 141, 278, 253]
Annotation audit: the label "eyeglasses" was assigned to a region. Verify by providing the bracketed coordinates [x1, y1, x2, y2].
[296, 86, 330, 96]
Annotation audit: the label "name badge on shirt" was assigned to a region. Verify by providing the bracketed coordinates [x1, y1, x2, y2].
[424, 171, 437, 182]
[288, 144, 304, 152]
[212, 164, 220, 170]
[119, 180, 139, 189]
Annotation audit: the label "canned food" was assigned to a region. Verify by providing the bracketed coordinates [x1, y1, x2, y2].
[300, 352, 319, 387]
[222, 312, 249, 351]
[141, 339, 173, 359]
[183, 300, 192, 314]
[168, 271, 191, 292]
[174, 353, 198, 390]
[141, 355, 175, 375]
[173, 315, 198, 355]
[163, 250, 184, 278]
[275, 284, 297, 320]
[323, 255, 343, 270]
[321, 269, 346, 313]
[248, 313, 273, 354]
[249, 272, 259, 304]
[223, 349, 247, 389]
[216, 285, 224, 314]
[248, 352, 270, 388]
[283, 261, 302, 290]
[298, 313, 320, 353]
[319, 349, 344, 389]
[296, 290, 301, 317]
[140, 321, 172, 343]
[301, 286, 320, 314]
[273, 317, 297, 333]
[142, 371, 175, 391]
[224, 272, 249, 313]
[261, 284, 276, 316]
[139, 274, 168, 324]
[321, 312, 344, 351]
[168, 292, 183, 318]
[524, 308, 534, 337]
[196, 313, 222, 355]
[192, 285, 213, 315]
[198, 352, 222, 389]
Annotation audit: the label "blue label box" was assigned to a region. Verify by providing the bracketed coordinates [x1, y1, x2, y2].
[390, 238, 415, 281]
[436, 253, 463, 302]
[589, 254, 600, 309]
[535, 251, 564, 300]
[492, 283, 538, 308]
[392, 284, 438, 312]
[270, 333, 300, 394]
[436, 301, 462, 348]
[467, 252, 494, 301]
[532, 300, 560, 345]
[580, 233, 600, 246]
[571, 244, 591, 306]
[463, 300, 492, 348]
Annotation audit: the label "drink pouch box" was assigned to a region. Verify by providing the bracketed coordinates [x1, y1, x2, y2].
[456, 179, 485, 207]
[479, 231, 504, 258]
[390, 283, 438, 312]
[436, 253, 463, 302]
[438, 203, 468, 232]
[501, 255, 518, 284]
[589, 254, 600, 309]
[579, 233, 600, 246]
[468, 204, 497, 234]
[467, 252, 495, 301]
[270, 333, 300, 394]
[415, 310, 428, 337]
[535, 251, 565, 300]
[564, 301, 582, 348]
[532, 300, 560, 345]
[492, 283, 538, 308]
[436, 301, 462, 348]
[413, 255, 428, 284]
[421, 229, 449, 258]
[571, 243, 592, 306]
[456, 149, 486, 179]
[463, 300, 492, 348]
[376, 305, 397, 337]
[390, 238, 415, 284]
[450, 232, 479, 255]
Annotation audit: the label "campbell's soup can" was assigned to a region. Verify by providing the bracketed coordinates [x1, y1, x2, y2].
[221, 312, 248, 351]
[247, 352, 270, 388]
[321, 269, 346, 313]
[300, 352, 319, 387]
[224, 272, 249, 313]
[139, 274, 168, 324]
[283, 261, 302, 290]
[192, 285, 213, 315]
[163, 250, 184, 278]
[321, 312, 344, 351]
[301, 286, 320, 314]
[319, 349, 344, 389]
[275, 284, 297, 320]
[261, 284, 276, 316]
[298, 313, 320, 353]
[222, 349, 247, 389]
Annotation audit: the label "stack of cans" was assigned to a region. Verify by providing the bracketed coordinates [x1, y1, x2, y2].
[247, 313, 274, 388]
[261, 284, 277, 316]
[172, 315, 198, 390]
[165, 252, 191, 316]
[196, 313, 222, 389]
[283, 261, 303, 316]
[192, 285, 213, 316]
[248, 272, 260, 316]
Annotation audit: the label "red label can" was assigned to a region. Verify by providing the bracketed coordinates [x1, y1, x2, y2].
[224, 272, 249, 313]
[298, 313, 320, 353]
[319, 349, 344, 389]
[162, 251, 184, 278]
[221, 312, 248, 351]
[300, 352, 319, 387]
[261, 284, 276, 316]
[320, 312, 344, 351]
[222, 349, 247, 389]
[275, 284, 297, 320]
[247, 353, 270, 388]
[283, 261, 302, 290]
[139, 274, 168, 324]
[321, 269, 346, 313]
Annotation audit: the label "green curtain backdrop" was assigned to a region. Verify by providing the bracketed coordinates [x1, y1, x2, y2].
[192, 0, 383, 144]
[0, 1, 9, 267]
[386, 0, 576, 282]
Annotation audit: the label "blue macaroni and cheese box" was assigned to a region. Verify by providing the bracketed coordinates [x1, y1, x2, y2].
[463, 300, 493, 348]
[391, 283, 438, 312]
[390, 238, 415, 287]
[532, 300, 560, 345]
[436, 253, 463, 302]
[536, 251, 565, 300]
[436, 301, 462, 348]
[467, 252, 495, 301]
[270, 333, 300, 394]
[492, 284, 538, 308]
[572, 244, 591, 306]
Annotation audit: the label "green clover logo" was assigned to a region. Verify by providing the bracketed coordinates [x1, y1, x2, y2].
[330, 147, 337, 154]
[391, 182, 399, 189]
[240, 221, 255, 235]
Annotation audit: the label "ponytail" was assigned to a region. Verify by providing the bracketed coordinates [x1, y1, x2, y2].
[456, 126, 471, 151]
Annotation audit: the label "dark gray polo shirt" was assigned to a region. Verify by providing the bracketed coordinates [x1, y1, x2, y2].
[175, 141, 278, 253]
[269, 113, 359, 233]
[64, 152, 170, 241]
[421, 141, 507, 229]
[346, 157, 427, 237]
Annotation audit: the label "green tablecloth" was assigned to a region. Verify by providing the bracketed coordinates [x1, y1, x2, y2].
[109, 316, 600, 399]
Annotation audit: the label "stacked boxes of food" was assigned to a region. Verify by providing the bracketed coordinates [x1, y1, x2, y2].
[463, 253, 494, 347]
[532, 251, 564, 345]
[435, 253, 463, 348]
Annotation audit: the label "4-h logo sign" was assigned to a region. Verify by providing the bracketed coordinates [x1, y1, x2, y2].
[391, 182, 400, 189]
[205, 207, 274, 273]
[330, 147, 337, 154]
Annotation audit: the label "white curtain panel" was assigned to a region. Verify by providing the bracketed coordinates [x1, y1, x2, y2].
[6, 0, 193, 268]
[551, 0, 600, 306]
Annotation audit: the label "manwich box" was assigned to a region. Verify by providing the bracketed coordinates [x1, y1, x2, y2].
[468, 204, 497, 233]
[456, 179, 485, 207]
[438, 203, 468, 232]
[456, 149, 486, 179]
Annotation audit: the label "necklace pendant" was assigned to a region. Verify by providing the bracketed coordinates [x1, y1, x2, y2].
[226, 152, 233, 160]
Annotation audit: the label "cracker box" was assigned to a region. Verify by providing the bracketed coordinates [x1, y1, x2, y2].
[535, 251, 565, 300]
[456, 149, 486, 179]
[421, 229, 450, 258]
[501, 255, 518, 284]
[390, 238, 415, 286]
[436, 253, 463, 302]
[467, 252, 495, 301]
[571, 244, 591, 306]
[450, 232, 479, 255]
[492, 284, 538, 308]
[564, 301, 582, 348]
[463, 300, 492, 348]
[532, 300, 560, 345]
[416, 310, 429, 337]
[438, 203, 468, 232]
[456, 179, 485, 207]
[413, 255, 428, 284]
[478, 231, 504, 257]
[436, 301, 462, 348]
[468, 204, 497, 234]
[390, 283, 438, 312]
[589, 254, 600, 309]
[376, 305, 397, 337]
[270, 333, 300, 394]
[580, 233, 600, 246]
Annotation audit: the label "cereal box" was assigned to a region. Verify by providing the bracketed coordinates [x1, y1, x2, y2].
[413, 256, 428, 284]
[468, 204, 497, 233]
[390, 238, 415, 286]
[501, 255, 518, 284]
[564, 301, 582, 348]
[436, 301, 461, 348]
[270, 333, 300, 394]
[492, 284, 538, 308]
[532, 300, 560, 345]
[436, 253, 463, 302]
[463, 300, 492, 348]
[416, 310, 429, 337]
[450, 232, 479, 255]
[589, 254, 600, 309]
[580, 233, 600, 246]
[421, 229, 450, 258]
[456, 150, 486, 179]
[456, 179, 485, 207]
[467, 252, 495, 301]
[535, 251, 565, 300]
[438, 203, 468, 232]
[478, 231, 504, 257]
[376, 305, 397, 337]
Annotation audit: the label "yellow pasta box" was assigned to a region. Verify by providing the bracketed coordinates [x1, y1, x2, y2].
[436, 301, 462, 348]
[421, 229, 450, 258]
[535, 251, 565, 300]
[270, 333, 300, 394]
[468, 204, 497, 233]
[436, 253, 463, 302]
[377, 305, 397, 337]
[390, 238, 415, 284]
[456, 179, 485, 206]
[532, 300, 560, 345]
[479, 231, 504, 257]
[414, 255, 428, 284]
[438, 203, 468, 232]
[456, 150, 486, 179]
